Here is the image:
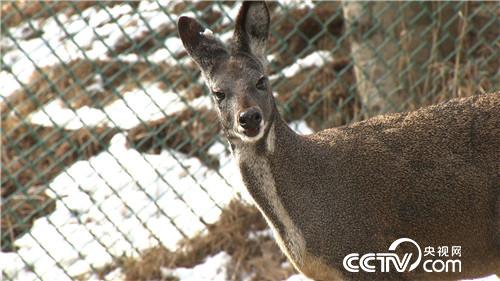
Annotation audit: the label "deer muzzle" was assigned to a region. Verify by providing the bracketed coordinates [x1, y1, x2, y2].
[238, 107, 263, 137]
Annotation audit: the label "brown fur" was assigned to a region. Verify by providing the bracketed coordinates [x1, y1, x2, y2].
[178, 2, 500, 280]
[260, 92, 500, 280]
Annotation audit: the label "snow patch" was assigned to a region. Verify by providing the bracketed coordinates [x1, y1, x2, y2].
[290, 120, 314, 135]
[0, 131, 245, 280]
[201, 28, 214, 37]
[270, 51, 333, 79]
[28, 83, 212, 129]
[1, 2, 181, 97]
[160, 252, 231, 281]
[286, 274, 315, 281]
[1, 3, 322, 280]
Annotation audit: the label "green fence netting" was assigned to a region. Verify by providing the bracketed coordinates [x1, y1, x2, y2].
[1, 1, 498, 280]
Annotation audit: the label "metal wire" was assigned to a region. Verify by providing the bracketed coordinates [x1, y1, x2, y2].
[1, 1, 498, 280]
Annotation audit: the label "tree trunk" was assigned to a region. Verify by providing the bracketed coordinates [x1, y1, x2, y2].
[342, 2, 456, 117]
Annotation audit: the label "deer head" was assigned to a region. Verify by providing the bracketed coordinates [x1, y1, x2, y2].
[178, 2, 275, 145]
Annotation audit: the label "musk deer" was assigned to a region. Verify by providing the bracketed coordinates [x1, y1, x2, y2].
[178, 2, 500, 280]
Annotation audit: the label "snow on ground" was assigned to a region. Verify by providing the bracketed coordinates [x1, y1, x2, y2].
[289, 119, 314, 135]
[1, 115, 312, 281]
[0, 0, 330, 99]
[286, 274, 315, 281]
[270, 50, 333, 80]
[29, 82, 212, 129]
[279, 0, 315, 9]
[93, 252, 315, 281]
[1, 1, 185, 98]
[2, 2, 332, 280]
[1, 131, 241, 281]
[160, 252, 230, 281]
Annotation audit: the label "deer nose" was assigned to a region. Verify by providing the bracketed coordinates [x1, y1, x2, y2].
[239, 108, 262, 129]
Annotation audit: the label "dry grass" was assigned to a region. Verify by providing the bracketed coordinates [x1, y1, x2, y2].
[1, 116, 119, 198]
[275, 58, 360, 131]
[392, 2, 498, 112]
[1, 2, 497, 279]
[1, 59, 200, 118]
[0, 56, 201, 250]
[126, 107, 221, 169]
[108, 1, 227, 57]
[1, 185, 56, 252]
[109, 23, 178, 56]
[93, 200, 294, 281]
[1, 1, 132, 28]
[1, 115, 118, 251]
[269, 2, 347, 71]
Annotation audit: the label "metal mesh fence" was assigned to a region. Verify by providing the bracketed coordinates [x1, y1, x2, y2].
[1, 1, 498, 280]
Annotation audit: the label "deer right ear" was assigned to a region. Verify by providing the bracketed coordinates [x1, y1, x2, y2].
[233, 2, 270, 67]
[178, 16, 228, 75]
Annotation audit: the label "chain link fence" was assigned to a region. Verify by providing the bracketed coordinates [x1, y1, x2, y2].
[1, 1, 498, 280]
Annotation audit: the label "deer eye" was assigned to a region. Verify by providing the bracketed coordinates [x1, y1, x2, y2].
[213, 90, 225, 102]
[256, 76, 268, 91]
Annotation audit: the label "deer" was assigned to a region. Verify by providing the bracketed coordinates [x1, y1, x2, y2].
[178, 2, 500, 280]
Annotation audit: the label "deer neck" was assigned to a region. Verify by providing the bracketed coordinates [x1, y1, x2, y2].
[231, 107, 306, 267]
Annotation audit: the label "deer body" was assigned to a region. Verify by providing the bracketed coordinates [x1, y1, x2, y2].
[178, 2, 500, 280]
[238, 94, 500, 281]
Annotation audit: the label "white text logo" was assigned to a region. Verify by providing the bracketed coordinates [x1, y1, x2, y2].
[343, 238, 461, 273]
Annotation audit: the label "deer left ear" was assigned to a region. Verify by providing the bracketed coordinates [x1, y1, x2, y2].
[178, 16, 228, 76]
[233, 1, 270, 67]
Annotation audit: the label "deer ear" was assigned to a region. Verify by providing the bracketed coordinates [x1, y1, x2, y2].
[233, 1, 270, 67]
[178, 16, 228, 75]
